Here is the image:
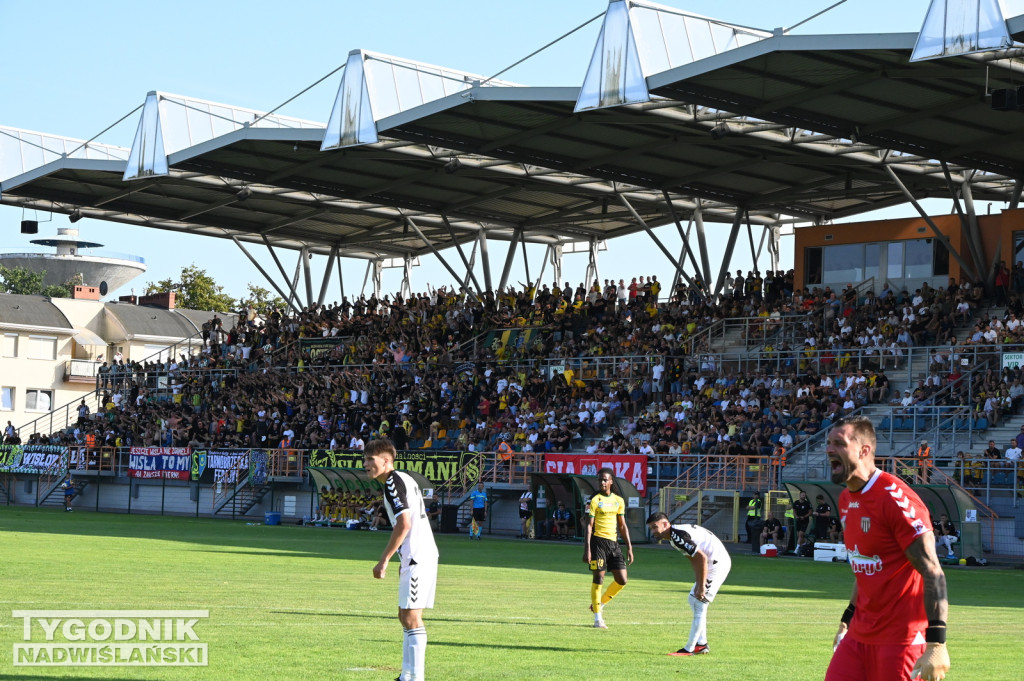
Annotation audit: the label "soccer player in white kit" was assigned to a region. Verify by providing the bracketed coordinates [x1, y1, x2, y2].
[364, 439, 439, 681]
[646, 511, 731, 656]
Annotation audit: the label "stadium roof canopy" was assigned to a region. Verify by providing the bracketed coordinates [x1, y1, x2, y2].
[3, 2, 1024, 301]
[646, 30, 1024, 180]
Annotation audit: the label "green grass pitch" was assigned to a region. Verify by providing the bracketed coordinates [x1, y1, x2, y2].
[0, 509, 1020, 680]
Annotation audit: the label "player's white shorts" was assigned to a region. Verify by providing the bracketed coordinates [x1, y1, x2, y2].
[398, 556, 437, 610]
[689, 553, 731, 603]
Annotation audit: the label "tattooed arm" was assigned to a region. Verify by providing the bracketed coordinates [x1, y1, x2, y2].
[905, 531, 948, 623]
[905, 531, 950, 681]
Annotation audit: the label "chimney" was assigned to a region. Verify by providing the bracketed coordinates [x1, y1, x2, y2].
[126, 288, 177, 307]
[72, 285, 100, 301]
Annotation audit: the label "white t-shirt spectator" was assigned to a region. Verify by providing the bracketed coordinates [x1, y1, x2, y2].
[1005, 445, 1022, 461]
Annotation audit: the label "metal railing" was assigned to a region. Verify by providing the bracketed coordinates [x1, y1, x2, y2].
[18, 326, 207, 437]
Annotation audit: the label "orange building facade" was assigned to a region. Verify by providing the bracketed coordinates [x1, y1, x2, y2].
[793, 209, 1024, 294]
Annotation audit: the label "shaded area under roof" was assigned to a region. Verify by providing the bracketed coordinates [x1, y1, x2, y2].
[646, 31, 1024, 179]
[378, 85, 1017, 222]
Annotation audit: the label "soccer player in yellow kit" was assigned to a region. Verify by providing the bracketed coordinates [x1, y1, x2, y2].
[582, 467, 633, 628]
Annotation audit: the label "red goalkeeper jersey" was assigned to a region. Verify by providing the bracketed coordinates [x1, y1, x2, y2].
[839, 469, 932, 645]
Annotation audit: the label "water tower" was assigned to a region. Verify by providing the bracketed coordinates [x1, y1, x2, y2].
[0, 226, 146, 296]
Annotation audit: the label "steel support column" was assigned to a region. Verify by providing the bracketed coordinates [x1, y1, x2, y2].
[619, 194, 697, 289]
[478, 230, 493, 293]
[401, 256, 413, 299]
[317, 245, 339, 307]
[301, 246, 313, 308]
[262, 235, 301, 306]
[941, 161, 983, 282]
[371, 260, 382, 299]
[770, 226, 781, 273]
[520, 236, 531, 287]
[884, 165, 976, 283]
[407, 217, 482, 301]
[441, 213, 484, 294]
[746, 221, 758, 272]
[337, 256, 345, 303]
[534, 243, 549, 301]
[693, 199, 713, 287]
[497, 224, 523, 294]
[714, 208, 745, 297]
[462, 238, 479, 293]
[959, 178, 987, 284]
[584, 237, 600, 287]
[231, 236, 301, 313]
[288, 252, 302, 309]
[661, 190, 705, 280]
[360, 260, 371, 297]
[549, 243, 563, 286]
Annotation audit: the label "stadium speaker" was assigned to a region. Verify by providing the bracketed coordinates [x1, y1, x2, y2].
[20, 220, 38, 234]
[991, 87, 1023, 111]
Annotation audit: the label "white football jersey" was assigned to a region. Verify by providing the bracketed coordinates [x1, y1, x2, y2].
[383, 470, 439, 563]
[667, 523, 728, 563]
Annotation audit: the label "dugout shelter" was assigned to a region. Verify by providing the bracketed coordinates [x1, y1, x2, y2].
[531, 471, 647, 543]
[783, 480, 983, 560]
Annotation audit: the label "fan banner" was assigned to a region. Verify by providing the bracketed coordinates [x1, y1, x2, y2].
[543, 453, 648, 495]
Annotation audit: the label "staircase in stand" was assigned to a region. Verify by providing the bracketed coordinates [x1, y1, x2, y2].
[214, 477, 274, 516]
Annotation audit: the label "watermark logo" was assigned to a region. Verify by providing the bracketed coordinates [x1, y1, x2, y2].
[12, 610, 209, 666]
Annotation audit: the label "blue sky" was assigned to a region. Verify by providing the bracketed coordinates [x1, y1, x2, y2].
[2, 0, 1021, 302]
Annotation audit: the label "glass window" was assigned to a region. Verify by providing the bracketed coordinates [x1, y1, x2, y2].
[25, 389, 52, 412]
[905, 239, 933, 278]
[27, 336, 56, 360]
[823, 244, 864, 285]
[887, 242, 904, 279]
[1, 387, 12, 411]
[1, 334, 16, 358]
[933, 239, 950, 276]
[864, 243, 882, 283]
[805, 247, 822, 285]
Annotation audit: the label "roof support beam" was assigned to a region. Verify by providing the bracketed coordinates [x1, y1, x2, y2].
[301, 246, 314, 308]
[498, 224, 524, 295]
[584, 237, 600, 289]
[959, 177, 990, 286]
[289, 250, 303, 310]
[337, 255, 345, 304]
[714, 207, 745, 297]
[441, 213, 485, 295]
[941, 161, 984, 283]
[884, 165, 977, 282]
[618, 193, 696, 290]
[262, 235, 304, 310]
[746, 220, 758, 272]
[1010, 179, 1023, 211]
[479, 230, 493, 293]
[405, 216, 481, 303]
[661, 190, 704, 282]
[231, 235, 302, 314]
[694, 200, 713, 287]
[317, 244, 339, 307]
[462, 237, 479, 294]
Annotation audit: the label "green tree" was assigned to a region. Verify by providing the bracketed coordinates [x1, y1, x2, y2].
[41, 284, 71, 298]
[0, 266, 46, 295]
[0, 266, 73, 298]
[237, 284, 285, 317]
[145, 264, 235, 312]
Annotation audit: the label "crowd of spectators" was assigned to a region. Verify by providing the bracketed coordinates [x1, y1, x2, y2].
[17, 266, 1024, 473]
